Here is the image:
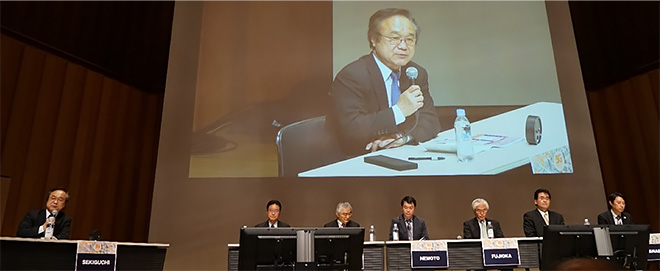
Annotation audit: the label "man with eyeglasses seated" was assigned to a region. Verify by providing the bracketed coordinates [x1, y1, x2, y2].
[255, 200, 290, 228]
[463, 198, 504, 239]
[324, 202, 360, 228]
[523, 188, 565, 237]
[389, 195, 429, 240]
[17, 187, 72, 240]
[328, 8, 441, 155]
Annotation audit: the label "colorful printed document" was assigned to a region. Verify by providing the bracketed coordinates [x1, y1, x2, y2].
[530, 145, 573, 174]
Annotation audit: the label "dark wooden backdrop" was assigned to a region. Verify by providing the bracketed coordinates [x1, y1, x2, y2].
[1, 2, 657, 242]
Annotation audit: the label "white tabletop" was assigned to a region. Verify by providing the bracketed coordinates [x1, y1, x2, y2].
[300, 102, 568, 177]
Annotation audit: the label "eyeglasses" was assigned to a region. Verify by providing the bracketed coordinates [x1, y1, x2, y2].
[475, 209, 488, 214]
[380, 34, 416, 46]
[339, 212, 352, 217]
[49, 196, 66, 202]
[268, 210, 280, 214]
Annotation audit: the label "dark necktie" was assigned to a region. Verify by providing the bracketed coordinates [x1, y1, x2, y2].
[615, 215, 622, 225]
[340, 222, 344, 228]
[406, 220, 413, 240]
[390, 72, 400, 106]
[270, 224, 274, 228]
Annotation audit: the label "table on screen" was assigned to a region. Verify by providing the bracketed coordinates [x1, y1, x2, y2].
[300, 102, 569, 177]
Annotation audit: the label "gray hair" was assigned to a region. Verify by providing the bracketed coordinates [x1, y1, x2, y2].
[335, 202, 353, 213]
[471, 198, 489, 211]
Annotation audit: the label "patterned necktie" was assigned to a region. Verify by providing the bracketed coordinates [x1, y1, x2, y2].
[390, 72, 400, 106]
[406, 220, 413, 240]
[543, 212, 549, 225]
[480, 220, 488, 239]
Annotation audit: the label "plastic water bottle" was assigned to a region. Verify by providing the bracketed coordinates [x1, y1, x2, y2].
[487, 221, 494, 239]
[44, 216, 54, 239]
[584, 218, 590, 225]
[455, 108, 474, 162]
[369, 225, 375, 241]
[392, 223, 399, 241]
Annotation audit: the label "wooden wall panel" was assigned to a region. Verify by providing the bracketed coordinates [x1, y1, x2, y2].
[587, 68, 659, 230]
[0, 34, 162, 242]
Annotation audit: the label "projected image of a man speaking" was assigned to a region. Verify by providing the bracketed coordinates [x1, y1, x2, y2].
[328, 8, 441, 156]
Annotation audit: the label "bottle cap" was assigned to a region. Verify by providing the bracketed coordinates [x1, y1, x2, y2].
[456, 108, 466, 116]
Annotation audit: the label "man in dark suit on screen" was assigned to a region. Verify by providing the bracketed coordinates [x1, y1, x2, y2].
[17, 187, 72, 240]
[463, 198, 504, 239]
[597, 192, 633, 225]
[255, 200, 290, 228]
[328, 8, 441, 155]
[389, 196, 429, 240]
[324, 202, 360, 227]
[523, 188, 565, 237]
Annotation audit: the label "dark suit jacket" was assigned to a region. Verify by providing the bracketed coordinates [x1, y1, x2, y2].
[323, 220, 360, 228]
[597, 211, 633, 225]
[328, 54, 442, 155]
[389, 215, 429, 241]
[17, 209, 72, 239]
[254, 220, 291, 228]
[463, 217, 504, 239]
[523, 209, 564, 237]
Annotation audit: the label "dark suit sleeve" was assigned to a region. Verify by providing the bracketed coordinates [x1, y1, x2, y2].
[493, 220, 505, 238]
[557, 213, 565, 225]
[623, 212, 633, 224]
[523, 212, 538, 237]
[330, 61, 399, 153]
[16, 210, 41, 238]
[463, 221, 474, 239]
[419, 219, 429, 240]
[323, 220, 336, 227]
[401, 66, 441, 144]
[597, 212, 609, 225]
[55, 214, 71, 240]
[329, 57, 441, 155]
[279, 221, 291, 227]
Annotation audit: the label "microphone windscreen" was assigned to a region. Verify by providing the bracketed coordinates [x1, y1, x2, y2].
[406, 66, 419, 80]
[52, 210, 58, 216]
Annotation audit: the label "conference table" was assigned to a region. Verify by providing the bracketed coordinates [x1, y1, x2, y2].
[300, 102, 569, 177]
[227, 237, 543, 270]
[0, 236, 169, 270]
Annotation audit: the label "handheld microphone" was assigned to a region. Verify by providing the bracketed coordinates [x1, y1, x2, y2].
[50, 210, 58, 223]
[406, 66, 418, 85]
[381, 66, 420, 150]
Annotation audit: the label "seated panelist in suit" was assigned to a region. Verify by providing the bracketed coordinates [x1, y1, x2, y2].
[463, 198, 504, 239]
[255, 200, 290, 228]
[523, 188, 565, 237]
[17, 187, 72, 240]
[324, 202, 360, 228]
[328, 8, 441, 155]
[597, 192, 633, 225]
[389, 196, 429, 240]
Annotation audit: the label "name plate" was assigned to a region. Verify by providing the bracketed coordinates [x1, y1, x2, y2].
[650, 233, 660, 261]
[482, 238, 520, 267]
[76, 241, 117, 271]
[410, 240, 448, 268]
